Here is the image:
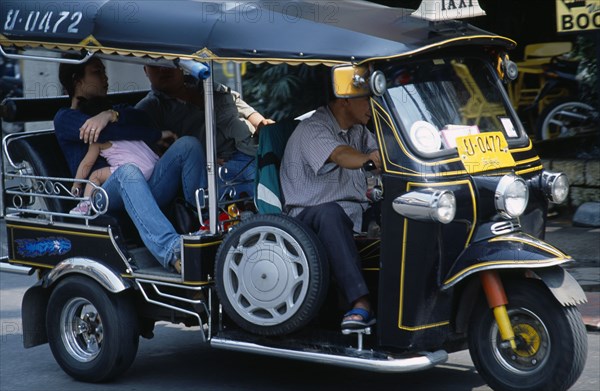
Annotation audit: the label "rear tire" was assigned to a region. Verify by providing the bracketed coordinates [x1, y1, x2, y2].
[468, 279, 587, 391]
[536, 98, 598, 140]
[215, 214, 329, 336]
[46, 276, 139, 382]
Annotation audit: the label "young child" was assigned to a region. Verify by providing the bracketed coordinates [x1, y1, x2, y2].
[70, 139, 159, 215]
[68, 95, 161, 215]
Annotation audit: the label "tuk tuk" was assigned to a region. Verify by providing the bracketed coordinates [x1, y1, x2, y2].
[0, 1, 588, 390]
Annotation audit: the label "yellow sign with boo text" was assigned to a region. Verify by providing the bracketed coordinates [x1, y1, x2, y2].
[556, 0, 600, 33]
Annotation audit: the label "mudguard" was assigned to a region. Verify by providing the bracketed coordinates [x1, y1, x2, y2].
[21, 258, 131, 348]
[442, 233, 573, 290]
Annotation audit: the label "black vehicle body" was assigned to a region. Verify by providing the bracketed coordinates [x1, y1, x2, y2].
[1, 1, 588, 390]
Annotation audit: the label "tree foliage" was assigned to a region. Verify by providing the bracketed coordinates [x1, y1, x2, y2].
[242, 63, 328, 121]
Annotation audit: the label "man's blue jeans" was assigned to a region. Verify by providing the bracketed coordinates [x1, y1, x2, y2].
[101, 136, 207, 268]
[219, 151, 256, 199]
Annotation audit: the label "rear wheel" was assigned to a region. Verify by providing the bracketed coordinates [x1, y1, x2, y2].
[536, 98, 598, 140]
[215, 214, 328, 336]
[468, 279, 587, 391]
[46, 276, 139, 382]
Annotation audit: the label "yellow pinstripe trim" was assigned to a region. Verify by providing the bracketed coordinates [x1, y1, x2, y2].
[397, 179, 476, 331]
[372, 101, 534, 178]
[7, 224, 110, 239]
[357, 35, 516, 65]
[1, 34, 514, 67]
[443, 258, 568, 285]
[0, 39, 347, 66]
[184, 241, 222, 248]
[516, 165, 544, 176]
[7, 260, 54, 269]
[488, 234, 568, 258]
[372, 100, 462, 167]
[399, 320, 450, 331]
[358, 240, 381, 253]
[514, 157, 540, 166]
[510, 139, 533, 153]
[398, 217, 409, 327]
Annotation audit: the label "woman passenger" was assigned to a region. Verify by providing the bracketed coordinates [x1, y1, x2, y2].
[54, 56, 207, 273]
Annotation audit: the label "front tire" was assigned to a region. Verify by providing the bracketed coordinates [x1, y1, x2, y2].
[46, 276, 139, 382]
[468, 279, 587, 391]
[215, 214, 329, 336]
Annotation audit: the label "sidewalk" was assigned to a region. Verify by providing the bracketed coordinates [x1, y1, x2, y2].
[580, 292, 600, 330]
[546, 212, 600, 331]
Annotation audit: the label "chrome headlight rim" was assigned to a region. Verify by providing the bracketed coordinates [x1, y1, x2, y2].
[542, 171, 569, 204]
[432, 190, 457, 224]
[495, 174, 529, 218]
[392, 189, 456, 224]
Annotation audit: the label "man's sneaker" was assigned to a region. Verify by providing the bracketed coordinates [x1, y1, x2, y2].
[69, 201, 92, 216]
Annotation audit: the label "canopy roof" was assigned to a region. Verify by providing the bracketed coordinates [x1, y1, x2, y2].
[0, 0, 516, 65]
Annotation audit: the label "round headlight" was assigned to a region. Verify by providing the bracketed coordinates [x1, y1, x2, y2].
[435, 191, 457, 224]
[393, 189, 456, 224]
[495, 175, 529, 218]
[542, 172, 569, 204]
[369, 70, 387, 96]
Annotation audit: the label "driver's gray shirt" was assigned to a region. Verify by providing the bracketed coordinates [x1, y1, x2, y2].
[280, 106, 378, 232]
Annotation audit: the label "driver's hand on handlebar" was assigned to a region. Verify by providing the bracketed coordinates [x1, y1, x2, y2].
[368, 150, 382, 173]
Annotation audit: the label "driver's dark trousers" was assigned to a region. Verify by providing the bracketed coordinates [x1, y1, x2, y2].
[295, 202, 369, 307]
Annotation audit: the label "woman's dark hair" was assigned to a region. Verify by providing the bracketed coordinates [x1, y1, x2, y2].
[58, 54, 101, 98]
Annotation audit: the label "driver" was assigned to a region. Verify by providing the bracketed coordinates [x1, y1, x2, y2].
[279, 95, 381, 329]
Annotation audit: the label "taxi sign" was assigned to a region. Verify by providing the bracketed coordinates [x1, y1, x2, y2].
[457, 132, 516, 174]
[412, 0, 486, 21]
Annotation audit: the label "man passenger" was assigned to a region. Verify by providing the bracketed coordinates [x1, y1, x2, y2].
[136, 65, 273, 198]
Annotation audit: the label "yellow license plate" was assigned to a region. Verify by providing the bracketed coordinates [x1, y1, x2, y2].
[457, 132, 515, 174]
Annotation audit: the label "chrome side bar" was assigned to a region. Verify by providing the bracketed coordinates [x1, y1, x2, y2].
[210, 338, 448, 373]
[0, 46, 93, 63]
[135, 279, 210, 342]
[0, 262, 32, 275]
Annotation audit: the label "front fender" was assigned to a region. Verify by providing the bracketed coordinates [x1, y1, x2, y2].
[442, 233, 572, 290]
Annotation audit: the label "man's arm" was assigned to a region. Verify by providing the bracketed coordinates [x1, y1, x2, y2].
[214, 92, 257, 156]
[329, 145, 381, 170]
[229, 89, 275, 133]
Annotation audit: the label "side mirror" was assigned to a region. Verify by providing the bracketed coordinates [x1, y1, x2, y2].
[497, 54, 518, 84]
[331, 65, 387, 98]
[331, 65, 370, 98]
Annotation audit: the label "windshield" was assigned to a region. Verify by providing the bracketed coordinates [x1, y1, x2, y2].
[383, 57, 521, 155]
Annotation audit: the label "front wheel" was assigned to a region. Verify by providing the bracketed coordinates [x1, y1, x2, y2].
[46, 276, 139, 382]
[468, 279, 587, 391]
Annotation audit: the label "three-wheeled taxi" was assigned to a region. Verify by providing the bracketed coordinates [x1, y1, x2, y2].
[0, 1, 588, 390]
